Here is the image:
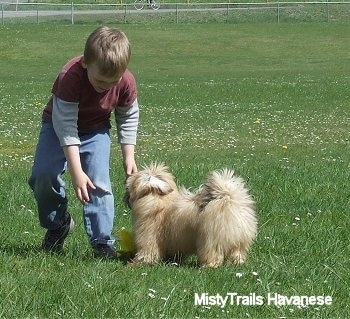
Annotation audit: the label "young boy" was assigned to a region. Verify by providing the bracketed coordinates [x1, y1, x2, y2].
[28, 26, 139, 258]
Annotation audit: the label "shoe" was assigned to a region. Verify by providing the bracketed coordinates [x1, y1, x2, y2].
[42, 215, 75, 253]
[93, 244, 117, 259]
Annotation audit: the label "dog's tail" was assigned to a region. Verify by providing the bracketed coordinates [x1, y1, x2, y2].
[197, 169, 254, 208]
[196, 169, 257, 246]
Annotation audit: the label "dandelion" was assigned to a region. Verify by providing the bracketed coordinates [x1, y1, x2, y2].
[235, 272, 243, 278]
[282, 145, 288, 149]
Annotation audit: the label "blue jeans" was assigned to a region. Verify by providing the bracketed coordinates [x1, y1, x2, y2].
[28, 121, 115, 247]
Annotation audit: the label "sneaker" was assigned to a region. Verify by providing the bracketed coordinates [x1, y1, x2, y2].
[42, 215, 75, 253]
[93, 244, 117, 259]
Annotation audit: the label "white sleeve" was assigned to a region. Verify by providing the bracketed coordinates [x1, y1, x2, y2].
[52, 95, 81, 147]
[115, 98, 139, 145]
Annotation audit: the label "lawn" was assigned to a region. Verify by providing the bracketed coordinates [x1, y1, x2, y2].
[0, 22, 349, 318]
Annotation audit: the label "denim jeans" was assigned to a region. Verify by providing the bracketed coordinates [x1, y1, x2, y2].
[28, 121, 115, 246]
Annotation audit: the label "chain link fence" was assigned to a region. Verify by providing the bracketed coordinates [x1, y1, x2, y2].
[1, 1, 350, 24]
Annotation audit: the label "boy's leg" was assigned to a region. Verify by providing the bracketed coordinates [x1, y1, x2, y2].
[28, 121, 73, 251]
[28, 121, 69, 229]
[79, 129, 116, 252]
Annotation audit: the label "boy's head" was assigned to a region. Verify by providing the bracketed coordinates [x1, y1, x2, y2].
[83, 26, 131, 92]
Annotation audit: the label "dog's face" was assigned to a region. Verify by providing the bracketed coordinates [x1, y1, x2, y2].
[125, 163, 177, 208]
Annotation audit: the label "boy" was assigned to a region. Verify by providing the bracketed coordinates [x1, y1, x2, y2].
[28, 26, 139, 258]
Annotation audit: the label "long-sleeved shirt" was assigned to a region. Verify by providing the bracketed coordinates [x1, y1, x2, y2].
[42, 55, 139, 146]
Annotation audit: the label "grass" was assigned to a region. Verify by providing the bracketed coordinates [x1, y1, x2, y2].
[0, 22, 349, 318]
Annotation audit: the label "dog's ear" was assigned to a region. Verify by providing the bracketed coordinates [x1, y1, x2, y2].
[148, 175, 173, 195]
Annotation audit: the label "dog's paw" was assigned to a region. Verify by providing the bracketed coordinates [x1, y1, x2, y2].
[200, 261, 222, 268]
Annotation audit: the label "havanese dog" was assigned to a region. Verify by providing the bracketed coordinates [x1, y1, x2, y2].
[125, 163, 257, 267]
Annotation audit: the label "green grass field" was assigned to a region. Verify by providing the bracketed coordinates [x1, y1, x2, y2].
[0, 22, 349, 318]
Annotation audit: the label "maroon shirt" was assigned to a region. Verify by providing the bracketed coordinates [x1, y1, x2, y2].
[43, 56, 137, 133]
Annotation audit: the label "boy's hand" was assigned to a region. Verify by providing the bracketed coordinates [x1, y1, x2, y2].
[121, 144, 138, 176]
[124, 158, 138, 176]
[71, 170, 96, 204]
[63, 144, 96, 205]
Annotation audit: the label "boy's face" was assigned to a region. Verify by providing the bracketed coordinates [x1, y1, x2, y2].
[82, 60, 121, 93]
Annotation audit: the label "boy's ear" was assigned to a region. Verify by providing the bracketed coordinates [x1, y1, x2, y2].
[81, 57, 87, 69]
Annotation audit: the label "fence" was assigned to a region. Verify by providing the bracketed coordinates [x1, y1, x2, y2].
[1, 1, 350, 24]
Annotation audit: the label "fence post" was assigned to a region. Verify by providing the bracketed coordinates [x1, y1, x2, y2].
[226, 3, 229, 23]
[276, 1, 280, 24]
[176, 3, 178, 24]
[124, 4, 126, 24]
[36, 8, 39, 24]
[326, 0, 329, 22]
[71, 2, 74, 25]
[1, 3, 3, 25]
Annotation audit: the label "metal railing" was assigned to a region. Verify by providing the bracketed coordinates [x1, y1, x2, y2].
[1, 1, 349, 24]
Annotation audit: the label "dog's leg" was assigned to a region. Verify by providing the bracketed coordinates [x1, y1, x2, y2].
[227, 245, 247, 265]
[197, 245, 225, 268]
[129, 229, 164, 265]
[129, 250, 160, 265]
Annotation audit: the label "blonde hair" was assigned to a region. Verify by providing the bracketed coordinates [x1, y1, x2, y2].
[84, 26, 131, 78]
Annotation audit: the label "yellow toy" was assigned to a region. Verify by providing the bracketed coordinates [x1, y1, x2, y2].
[118, 229, 135, 253]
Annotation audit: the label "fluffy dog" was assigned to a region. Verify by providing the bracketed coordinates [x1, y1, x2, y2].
[125, 163, 257, 267]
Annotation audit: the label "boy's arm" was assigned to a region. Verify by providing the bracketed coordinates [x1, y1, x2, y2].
[52, 95, 96, 204]
[115, 99, 139, 175]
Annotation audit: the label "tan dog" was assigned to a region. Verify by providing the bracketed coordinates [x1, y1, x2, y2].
[125, 163, 257, 267]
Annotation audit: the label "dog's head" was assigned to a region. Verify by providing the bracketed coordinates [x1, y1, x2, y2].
[124, 163, 177, 208]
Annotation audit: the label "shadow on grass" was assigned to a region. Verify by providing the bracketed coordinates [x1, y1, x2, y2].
[0, 240, 200, 268]
[117, 251, 200, 268]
